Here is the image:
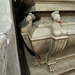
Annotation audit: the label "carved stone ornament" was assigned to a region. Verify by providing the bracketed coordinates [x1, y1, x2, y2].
[20, 11, 75, 72]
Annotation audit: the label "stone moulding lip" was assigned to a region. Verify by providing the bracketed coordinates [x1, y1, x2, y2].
[31, 36, 51, 41]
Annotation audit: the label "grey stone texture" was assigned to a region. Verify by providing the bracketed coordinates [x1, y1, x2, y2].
[0, 0, 21, 75]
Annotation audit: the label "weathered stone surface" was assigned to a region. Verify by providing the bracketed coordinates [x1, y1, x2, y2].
[0, 0, 21, 75]
[0, 35, 6, 75]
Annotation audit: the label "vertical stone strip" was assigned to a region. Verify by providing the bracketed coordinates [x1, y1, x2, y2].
[0, 0, 21, 75]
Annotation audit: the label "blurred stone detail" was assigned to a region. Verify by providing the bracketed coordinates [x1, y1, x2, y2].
[0, 0, 21, 75]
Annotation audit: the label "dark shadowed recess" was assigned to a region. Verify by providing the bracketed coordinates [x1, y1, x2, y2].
[12, 0, 31, 75]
